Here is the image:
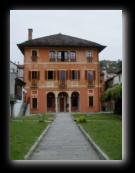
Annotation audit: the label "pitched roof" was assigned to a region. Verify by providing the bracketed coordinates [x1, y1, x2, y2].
[15, 78, 26, 85]
[106, 67, 120, 73]
[17, 64, 24, 69]
[17, 33, 106, 54]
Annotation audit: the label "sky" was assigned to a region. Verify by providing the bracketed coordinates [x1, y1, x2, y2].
[10, 10, 122, 64]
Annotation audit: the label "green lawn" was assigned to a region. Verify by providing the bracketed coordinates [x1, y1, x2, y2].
[72, 113, 122, 160]
[10, 113, 122, 160]
[10, 114, 55, 160]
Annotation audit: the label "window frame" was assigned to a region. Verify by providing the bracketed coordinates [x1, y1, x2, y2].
[87, 50, 93, 62]
[57, 51, 68, 62]
[71, 70, 80, 80]
[89, 96, 94, 107]
[70, 51, 76, 62]
[85, 70, 95, 86]
[49, 51, 55, 61]
[31, 49, 38, 61]
[32, 97, 38, 109]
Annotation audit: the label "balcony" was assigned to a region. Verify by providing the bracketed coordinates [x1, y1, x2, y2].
[87, 80, 94, 87]
[59, 80, 67, 87]
[30, 79, 38, 87]
[49, 58, 55, 62]
[87, 57, 93, 63]
[31, 56, 38, 62]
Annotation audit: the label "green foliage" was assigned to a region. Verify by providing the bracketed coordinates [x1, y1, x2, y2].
[10, 122, 49, 160]
[100, 60, 108, 68]
[100, 59, 122, 69]
[77, 116, 87, 123]
[111, 83, 122, 101]
[100, 83, 122, 102]
[72, 113, 122, 160]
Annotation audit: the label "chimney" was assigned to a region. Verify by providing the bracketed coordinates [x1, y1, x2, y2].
[28, 28, 33, 40]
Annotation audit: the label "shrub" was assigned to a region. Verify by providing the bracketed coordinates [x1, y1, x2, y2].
[77, 116, 87, 123]
[38, 119, 44, 123]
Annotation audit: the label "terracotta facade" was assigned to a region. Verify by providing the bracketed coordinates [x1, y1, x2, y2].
[17, 30, 106, 113]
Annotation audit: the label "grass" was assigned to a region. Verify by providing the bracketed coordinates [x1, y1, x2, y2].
[72, 113, 122, 160]
[10, 113, 122, 160]
[10, 114, 55, 160]
[10, 114, 55, 121]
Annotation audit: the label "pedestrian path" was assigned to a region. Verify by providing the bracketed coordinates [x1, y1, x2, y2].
[28, 113, 102, 160]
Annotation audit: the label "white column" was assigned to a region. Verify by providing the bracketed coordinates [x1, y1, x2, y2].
[55, 97, 58, 113]
[78, 96, 80, 112]
[68, 96, 71, 113]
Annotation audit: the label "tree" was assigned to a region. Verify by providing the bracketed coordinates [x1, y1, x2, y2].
[100, 83, 122, 103]
[100, 83, 122, 114]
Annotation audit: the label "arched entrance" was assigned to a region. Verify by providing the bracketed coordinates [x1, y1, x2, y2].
[47, 92, 55, 112]
[71, 91, 80, 112]
[58, 92, 68, 112]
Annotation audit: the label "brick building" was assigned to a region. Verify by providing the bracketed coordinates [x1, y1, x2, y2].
[17, 29, 106, 114]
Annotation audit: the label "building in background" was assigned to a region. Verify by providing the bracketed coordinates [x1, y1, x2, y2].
[16, 64, 24, 81]
[10, 61, 26, 117]
[17, 29, 106, 114]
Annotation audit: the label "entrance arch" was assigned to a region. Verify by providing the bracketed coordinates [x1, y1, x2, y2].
[71, 91, 80, 112]
[46, 92, 55, 112]
[58, 92, 68, 112]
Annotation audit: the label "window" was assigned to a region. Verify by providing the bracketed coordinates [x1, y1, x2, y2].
[88, 70, 93, 80]
[85, 70, 95, 86]
[29, 71, 40, 80]
[32, 71, 40, 79]
[70, 51, 76, 61]
[29, 71, 40, 86]
[58, 70, 68, 86]
[49, 51, 55, 61]
[48, 71, 53, 80]
[32, 98, 37, 109]
[45, 70, 55, 80]
[57, 51, 68, 62]
[60, 70, 66, 80]
[89, 96, 94, 107]
[71, 70, 80, 80]
[15, 84, 22, 100]
[31, 50, 38, 61]
[32, 50, 37, 56]
[87, 51, 93, 62]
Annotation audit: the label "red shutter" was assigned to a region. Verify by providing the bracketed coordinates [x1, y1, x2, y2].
[69, 70, 71, 80]
[57, 70, 59, 80]
[78, 70, 80, 80]
[45, 70, 47, 80]
[54, 71, 56, 80]
[37, 71, 40, 80]
[93, 71, 95, 80]
[66, 70, 68, 80]
[29, 71, 31, 80]
[85, 70, 87, 80]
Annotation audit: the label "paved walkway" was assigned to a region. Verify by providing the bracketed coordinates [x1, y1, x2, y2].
[28, 113, 102, 160]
